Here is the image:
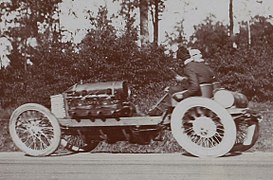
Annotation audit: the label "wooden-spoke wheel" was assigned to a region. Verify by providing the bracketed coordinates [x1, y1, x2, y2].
[230, 119, 259, 152]
[61, 130, 99, 152]
[171, 97, 236, 157]
[9, 103, 61, 156]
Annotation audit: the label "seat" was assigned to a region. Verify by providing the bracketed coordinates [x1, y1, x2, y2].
[200, 83, 213, 98]
[212, 81, 221, 90]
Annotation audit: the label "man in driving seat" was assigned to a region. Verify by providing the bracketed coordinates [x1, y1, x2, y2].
[171, 47, 216, 101]
[148, 47, 216, 116]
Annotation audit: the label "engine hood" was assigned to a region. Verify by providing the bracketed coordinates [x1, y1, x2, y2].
[64, 81, 130, 99]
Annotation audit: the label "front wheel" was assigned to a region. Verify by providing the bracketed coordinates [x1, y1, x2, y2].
[171, 97, 236, 157]
[9, 103, 61, 156]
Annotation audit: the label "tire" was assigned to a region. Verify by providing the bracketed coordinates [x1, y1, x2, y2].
[171, 97, 236, 157]
[61, 130, 99, 152]
[230, 119, 259, 152]
[9, 103, 61, 156]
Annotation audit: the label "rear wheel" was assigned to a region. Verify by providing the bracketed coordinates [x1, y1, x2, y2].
[230, 119, 259, 152]
[171, 97, 236, 157]
[9, 103, 61, 156]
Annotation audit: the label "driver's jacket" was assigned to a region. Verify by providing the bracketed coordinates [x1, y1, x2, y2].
[183, 61, 215, 98]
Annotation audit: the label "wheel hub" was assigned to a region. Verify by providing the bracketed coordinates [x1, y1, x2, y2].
[26, 119, 41, 135]
[192, 116, 217, 138]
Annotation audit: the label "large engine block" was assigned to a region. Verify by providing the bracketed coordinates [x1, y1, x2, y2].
[51, 81, 136, 119]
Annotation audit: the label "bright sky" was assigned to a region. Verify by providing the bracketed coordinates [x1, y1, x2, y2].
[58, 0, 273, 44]
[165, 0, 271, 33]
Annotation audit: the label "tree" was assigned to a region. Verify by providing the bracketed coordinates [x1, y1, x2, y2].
[116, 0, 138, 34]
[165, 20, 187, 46]
[189, 17, 230, 57]
[139, 0, 149, 46]
[235, 16, 273, 48]
[114, 0, 149, 47]
[0, 0, 62, 70]
[249, 15, 273, 47]
[149, 0, 165, 46]
[115, 0, 165, 47]
[229, 0, 234, 36]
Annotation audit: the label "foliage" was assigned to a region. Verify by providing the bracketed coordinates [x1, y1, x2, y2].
[187, 16, 273, 102]
[78, 6, 172, 112]
[189, 17, 231, 57]
[0, 4, 171, 110]
[165, 19, 188, 47]
[209, 44, 273, 102]
[0, 0, 61, 70]
[250, 16, 273, 47]
[0, 2, 273, 110]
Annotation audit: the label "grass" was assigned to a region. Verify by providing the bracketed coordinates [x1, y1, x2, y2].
[1, 101, 273, 153]
[248, 101, 273, 152]
[0, 118, 18, 152]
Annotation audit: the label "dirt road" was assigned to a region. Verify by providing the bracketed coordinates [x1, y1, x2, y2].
[0, 152, 273, 180]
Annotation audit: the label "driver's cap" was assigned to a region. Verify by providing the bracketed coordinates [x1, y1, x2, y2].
[189, 49, 201, 57]
[176, 46, 190, 61]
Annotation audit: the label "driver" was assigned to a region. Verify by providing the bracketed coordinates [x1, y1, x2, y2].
[171, 47, 216, 101]
[148, 47, 216, 116]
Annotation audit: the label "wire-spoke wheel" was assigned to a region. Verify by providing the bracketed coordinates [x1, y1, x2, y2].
[61, 130, 99, 152]
[230, 119, 259, 152]
[9, 103, 61, 156]
[171, 97, 236, 157]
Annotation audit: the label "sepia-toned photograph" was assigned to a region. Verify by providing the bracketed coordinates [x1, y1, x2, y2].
[0, 0, 273, 179]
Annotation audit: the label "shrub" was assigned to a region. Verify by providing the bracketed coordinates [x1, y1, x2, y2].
[209, 44, 273, 102]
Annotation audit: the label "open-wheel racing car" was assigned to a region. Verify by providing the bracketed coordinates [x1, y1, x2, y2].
[9, 80, 262, 157]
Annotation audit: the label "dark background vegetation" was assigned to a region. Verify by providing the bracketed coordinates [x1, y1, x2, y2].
[1, 0, 273, 152]
[1, 3, 273, 110]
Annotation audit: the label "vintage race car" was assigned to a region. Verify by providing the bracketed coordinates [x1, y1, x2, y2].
[9, 80, 262, 157]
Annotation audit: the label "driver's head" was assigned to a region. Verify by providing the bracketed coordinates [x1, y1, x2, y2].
[176, 46, 190, 62]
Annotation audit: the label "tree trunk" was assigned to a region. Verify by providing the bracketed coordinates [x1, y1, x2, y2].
[139, 0, 149, 47]
[229, 0, 234, 36]
[153, 0, 159, 47]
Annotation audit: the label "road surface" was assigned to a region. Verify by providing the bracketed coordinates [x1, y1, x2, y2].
[0, 151, 273, 180]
